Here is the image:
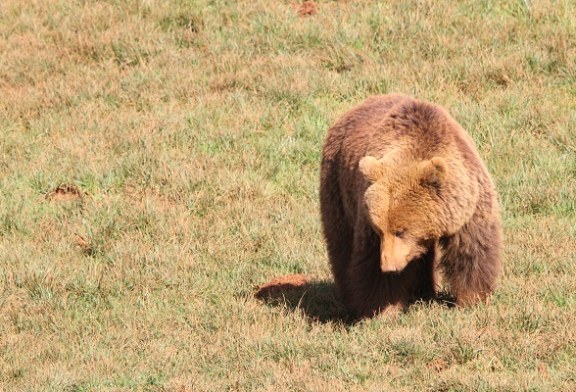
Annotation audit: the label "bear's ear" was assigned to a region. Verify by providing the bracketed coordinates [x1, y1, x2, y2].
[359, 156, 385, 182]
[420, 157, 447, 188]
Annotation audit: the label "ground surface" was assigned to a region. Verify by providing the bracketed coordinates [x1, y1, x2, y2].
[1, 0, 575, 391]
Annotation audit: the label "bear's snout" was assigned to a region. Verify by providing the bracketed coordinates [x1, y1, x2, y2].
[380, 237, 411, 273]
[380, 262, 402, 274]
[380, 257, 406, 273]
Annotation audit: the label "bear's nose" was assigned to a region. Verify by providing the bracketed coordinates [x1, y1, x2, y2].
[380, 259, 400, 273]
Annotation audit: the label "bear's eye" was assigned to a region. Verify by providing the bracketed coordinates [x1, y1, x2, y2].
[394, 229, 406, 238]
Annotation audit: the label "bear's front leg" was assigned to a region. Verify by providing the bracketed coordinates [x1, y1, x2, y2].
[346, 227, 406, 318]
[441, 220, 502, 307]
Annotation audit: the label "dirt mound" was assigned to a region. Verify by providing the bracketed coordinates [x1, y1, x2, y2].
[46, 184, 84, 202]
[254, 274, 309, 300]
[296, 1, 317, 17]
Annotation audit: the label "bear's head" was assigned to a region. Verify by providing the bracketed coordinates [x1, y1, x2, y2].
[359, 154, 478, 273]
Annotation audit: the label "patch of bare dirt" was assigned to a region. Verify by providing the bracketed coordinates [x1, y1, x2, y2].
[46, 184, 83, 202]
[254, 274, 310, 300]
[296, 1, 317, 17]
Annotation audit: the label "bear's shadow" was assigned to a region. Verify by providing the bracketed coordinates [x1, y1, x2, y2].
[255, 279, 353, 325]
[254, 277, 456, 325]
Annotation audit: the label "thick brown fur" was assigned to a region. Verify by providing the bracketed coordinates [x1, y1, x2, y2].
[320, 94, 502, 318]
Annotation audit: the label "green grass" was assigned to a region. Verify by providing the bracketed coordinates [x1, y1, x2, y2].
[1, 0, 575, 390]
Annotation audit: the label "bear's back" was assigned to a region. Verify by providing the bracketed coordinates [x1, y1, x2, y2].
[322, 94, 495, 222]
[330, 95, 488, 179]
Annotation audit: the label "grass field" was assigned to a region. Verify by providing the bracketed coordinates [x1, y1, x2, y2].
[1, 0, 575, 390]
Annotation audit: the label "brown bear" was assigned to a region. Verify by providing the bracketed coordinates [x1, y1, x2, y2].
[320, 94, 502, 318]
